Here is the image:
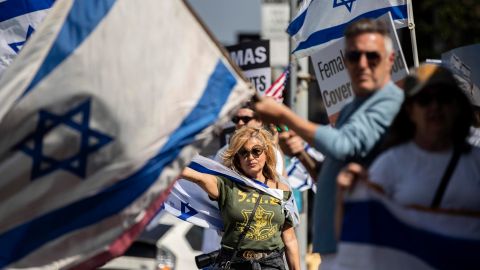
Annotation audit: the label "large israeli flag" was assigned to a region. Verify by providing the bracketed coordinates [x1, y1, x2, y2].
[0, 0, 253, 269]
[331, 183, 480, 270]
[288, 0, 408, 58]
[0, 0, 54, 77]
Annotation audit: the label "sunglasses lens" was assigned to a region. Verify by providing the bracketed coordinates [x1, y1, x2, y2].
[232, 116, 253, 124]
[251, 146, 263, 158]
[241, 116, 253, 123]
[415, 93, 433, 106]
[346, 51, 381, 64]
[346, 51, 361, 62]
[238, 145, 264, 158]
[416, 91, 453, 106]
[366, 52, 380, 62]
[238, 148, 248, 158]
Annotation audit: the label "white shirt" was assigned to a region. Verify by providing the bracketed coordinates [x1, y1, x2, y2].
[369, 141, 480, 211]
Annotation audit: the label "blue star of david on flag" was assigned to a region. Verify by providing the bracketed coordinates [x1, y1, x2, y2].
[179, 202, 198, 220]
[16, 99, 113, 181]
[333, 0, 357, 12]
[8, 25, 35, 53]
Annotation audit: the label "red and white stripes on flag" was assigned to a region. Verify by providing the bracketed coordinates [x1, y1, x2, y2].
[264, 67, 289, 102]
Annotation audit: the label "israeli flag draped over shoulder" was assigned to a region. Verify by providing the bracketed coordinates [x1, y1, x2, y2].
[0, 0, 54, 77]
[0, 0, 253, 269]
[164, 155, 300, 231]
[288, 0, 408, 58]
[334, 182, 480, 270]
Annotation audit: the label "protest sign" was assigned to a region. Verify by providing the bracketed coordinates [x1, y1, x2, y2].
[311, 12, 408, 123]
[227, 40, 271, 95]
[442, 44, 480, 107]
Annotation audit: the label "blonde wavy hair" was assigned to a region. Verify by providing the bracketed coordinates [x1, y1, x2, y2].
[222, 126, 278, 182]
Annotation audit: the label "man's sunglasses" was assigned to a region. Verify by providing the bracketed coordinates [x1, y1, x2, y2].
[232, 116, 254, 124]
[237, 145, 264, 159]
[345, 50, 381, 64]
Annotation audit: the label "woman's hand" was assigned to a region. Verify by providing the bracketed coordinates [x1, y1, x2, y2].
[337, 162, 368, 190]
[253, 97, 288, 125]
[278, 130, 305, 157]
[180, 167, 219, 199]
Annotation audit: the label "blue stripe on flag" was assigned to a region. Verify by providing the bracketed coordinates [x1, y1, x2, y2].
[188, 161, 269, 188]
[286, 7, 308, 36]
[24, 0, 117, 95]
[341, 200, 479, 270]
[292, 5, 407, 54]
[0, 60, 237, 267]
[0, 0, 54, 22]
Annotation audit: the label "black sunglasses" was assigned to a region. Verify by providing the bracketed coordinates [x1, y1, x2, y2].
[237, 145, 264, 159]
[345, 50, 381, 64]
[414, 90, 453, 106]
[232, 115, 254, 124]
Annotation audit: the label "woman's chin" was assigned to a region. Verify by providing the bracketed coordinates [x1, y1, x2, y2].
[243, 169, 261, 179]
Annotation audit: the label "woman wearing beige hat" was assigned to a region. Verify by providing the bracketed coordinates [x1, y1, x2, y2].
[339, 63, 480, 212]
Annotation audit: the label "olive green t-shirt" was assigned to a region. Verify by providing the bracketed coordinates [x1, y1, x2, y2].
[216, 176, 293, 251]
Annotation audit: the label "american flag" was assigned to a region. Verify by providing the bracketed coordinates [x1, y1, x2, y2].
[264, 67, 289, 102]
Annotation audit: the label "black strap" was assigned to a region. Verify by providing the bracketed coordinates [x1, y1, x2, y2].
[431, 147, 462, 208]
[225, 192, 262, 268]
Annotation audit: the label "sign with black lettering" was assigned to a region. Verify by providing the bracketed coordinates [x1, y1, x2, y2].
[311, 12, 408, 123]
[227, 40, 271, 94]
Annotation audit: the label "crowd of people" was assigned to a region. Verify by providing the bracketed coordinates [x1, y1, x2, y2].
[180, 18, 479, 270]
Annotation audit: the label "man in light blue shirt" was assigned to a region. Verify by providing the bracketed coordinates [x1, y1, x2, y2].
[254, 18, 404, 255]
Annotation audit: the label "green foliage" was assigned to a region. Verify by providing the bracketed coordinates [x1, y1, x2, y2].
[413, 0, 480, 59]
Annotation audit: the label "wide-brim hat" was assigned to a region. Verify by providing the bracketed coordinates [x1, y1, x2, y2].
[403, 63, 459, 97]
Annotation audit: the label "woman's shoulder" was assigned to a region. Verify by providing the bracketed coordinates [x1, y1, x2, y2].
[215, 175, 234, 187]
[379, 141, 416, 157]
[370, 142, 413, 175]
[276, 181, 290, 192]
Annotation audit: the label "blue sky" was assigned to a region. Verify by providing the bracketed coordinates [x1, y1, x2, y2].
[187, 0, 261, 46]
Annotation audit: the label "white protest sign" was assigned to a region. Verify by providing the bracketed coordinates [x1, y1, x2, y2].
[311, 12, 408, 123]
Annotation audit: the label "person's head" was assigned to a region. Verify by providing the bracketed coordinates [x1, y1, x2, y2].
[231, 102, 263, 129]
[385, 63, 473, 151]
[344, 18, 395, 96]
[222, 126, 278, 181]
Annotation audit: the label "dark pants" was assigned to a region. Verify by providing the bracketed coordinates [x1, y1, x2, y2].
[210, 249, 286, 270]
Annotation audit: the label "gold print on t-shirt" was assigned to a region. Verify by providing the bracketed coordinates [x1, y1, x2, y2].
[237, 190, 280, 205]
[236, 205, 277, 241]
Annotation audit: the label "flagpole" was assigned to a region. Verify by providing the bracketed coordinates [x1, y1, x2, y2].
[407, 0, 419, 67]
[289, 1, 309, 269]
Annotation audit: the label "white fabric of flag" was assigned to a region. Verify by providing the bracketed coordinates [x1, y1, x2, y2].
[0, 0, 253, 269]
[164, 155, 300, 231]
[286, 144, 324, 192]
[288, 0, 408, 58]
[332, 182, 480, 270]
[0, 0, 53, 78]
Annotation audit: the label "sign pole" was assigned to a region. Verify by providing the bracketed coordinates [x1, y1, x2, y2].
[407, 0, 420, 67]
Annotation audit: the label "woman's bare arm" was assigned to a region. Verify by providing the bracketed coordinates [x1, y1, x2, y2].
[180, 167, 219, 199]
[282, 225, 301, 270]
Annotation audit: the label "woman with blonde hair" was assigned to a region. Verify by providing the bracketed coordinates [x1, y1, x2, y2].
[181, 126, 300, 270]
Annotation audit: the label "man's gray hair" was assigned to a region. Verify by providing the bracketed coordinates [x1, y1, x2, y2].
[345, 18, 393, 54]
